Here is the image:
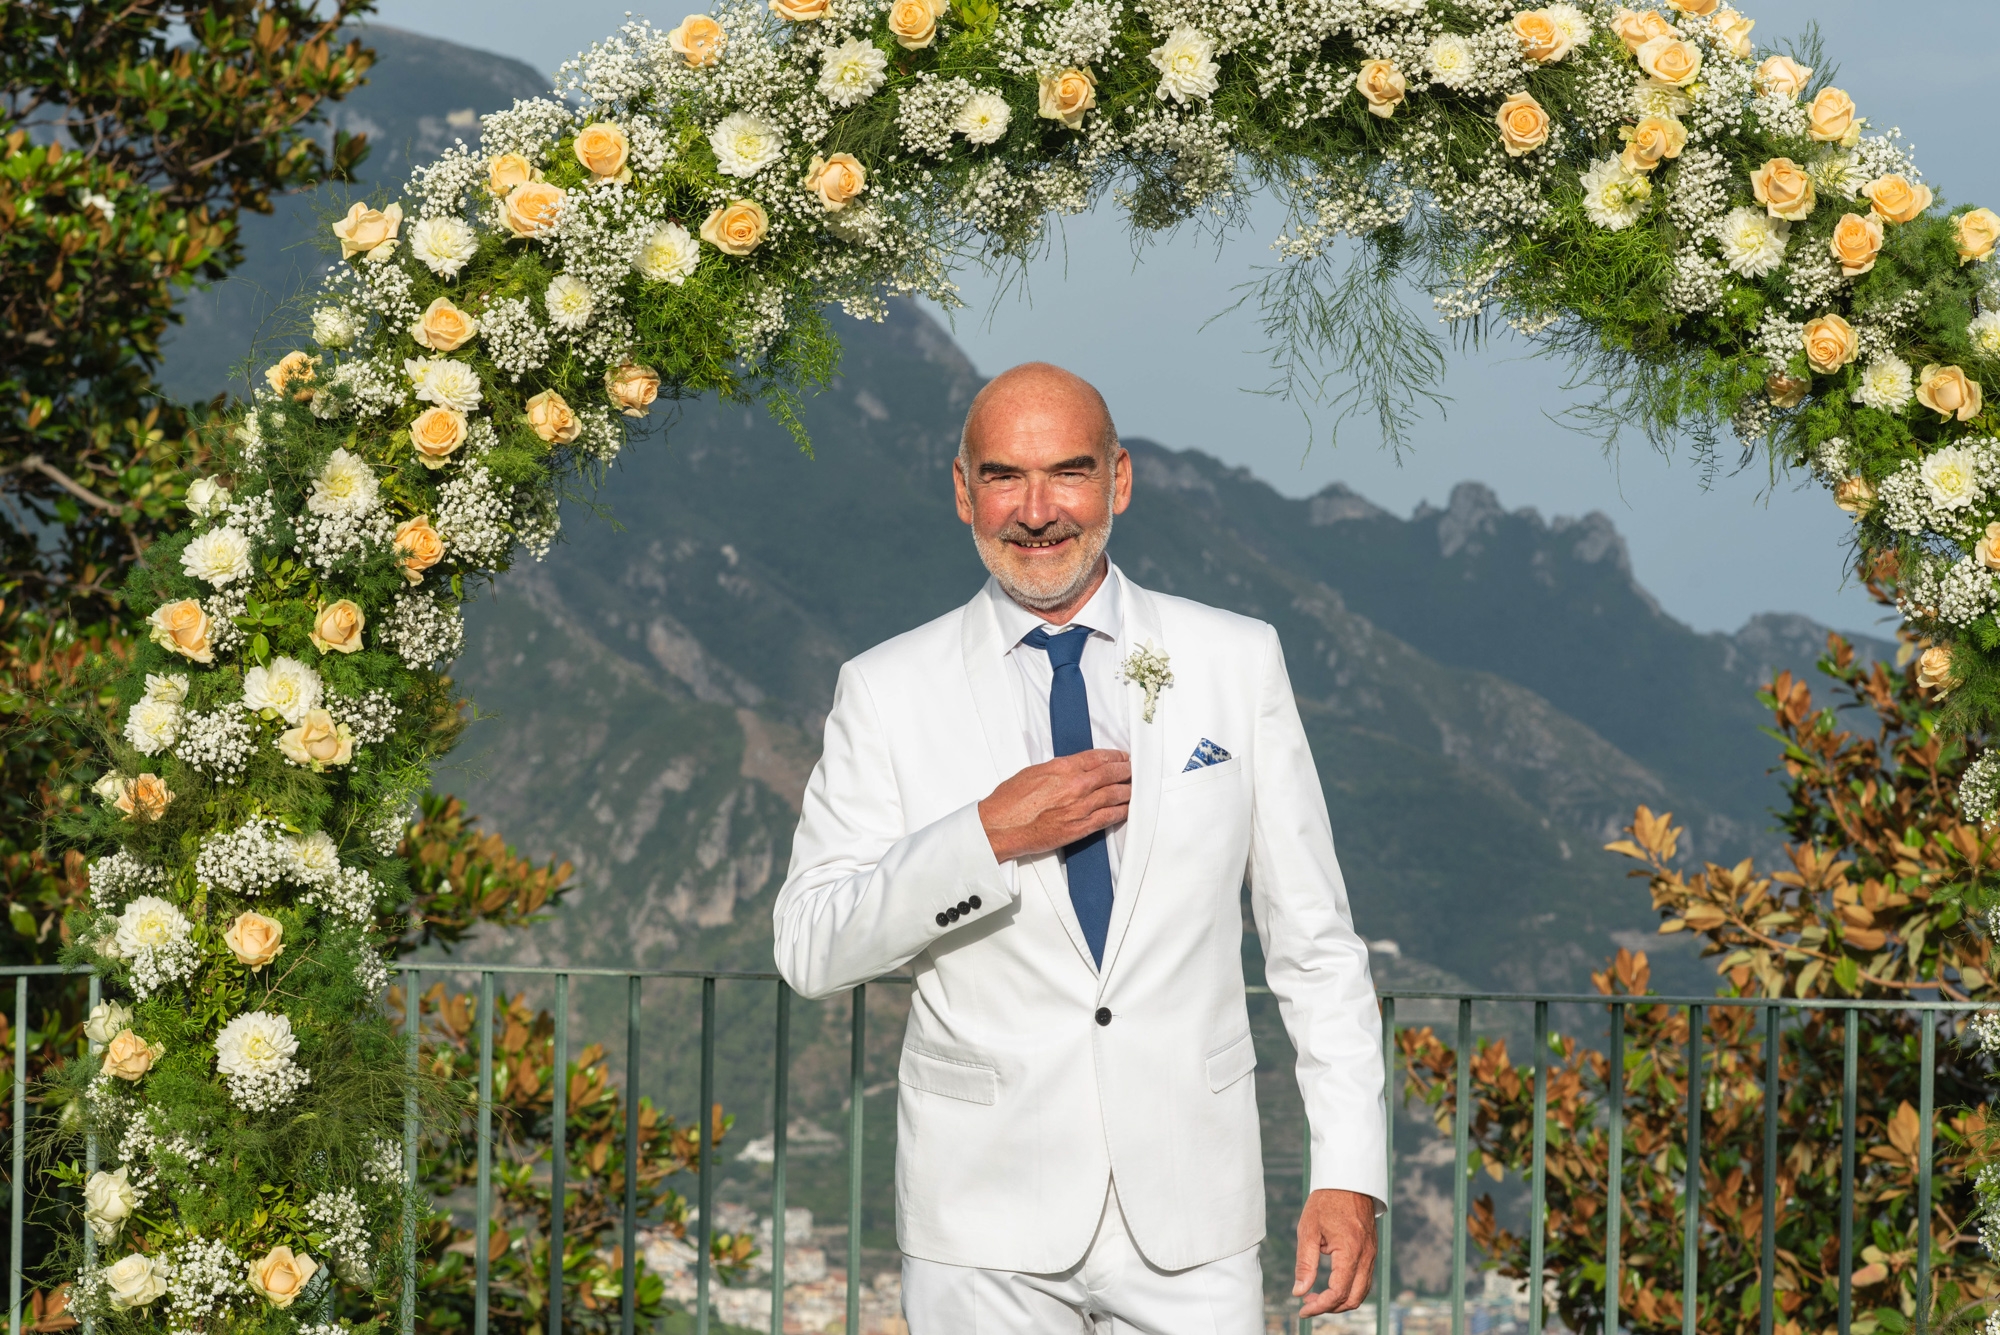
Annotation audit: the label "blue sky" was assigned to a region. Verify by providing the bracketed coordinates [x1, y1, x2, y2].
[367, 0, 1998, 636]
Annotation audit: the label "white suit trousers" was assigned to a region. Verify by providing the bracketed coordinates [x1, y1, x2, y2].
[900, 1185, 1263, 1334]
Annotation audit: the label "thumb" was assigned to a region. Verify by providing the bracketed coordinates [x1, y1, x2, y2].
[1293, 1220, 1322, 1296]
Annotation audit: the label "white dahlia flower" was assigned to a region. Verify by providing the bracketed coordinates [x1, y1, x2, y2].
[287, 831, 341, 886]
[1714, 206, 1789, 277]
[544, 274, 596, 330]
[406, 357, 483, 412]
[1424, 34, 1477, 89]
[953, 90, 1011, 144]
[307, 448, 381, 518]
[817, 39, 888, 107]
[1545, 3, 1592, 46]
[708, 112, 784, 178]
[1922, 445, 1982, 511]
[144, 673, 189, 704]
[242, 656, 324, 726]
[179, 526, 253, 587]
[1853, 355, 1914, 412]
[409, 216, 479, 278]
[1970, 311, 2000, 358]
[635, 222, 701, 284]
[124, 697, 181, 755]
[215, 1010, 300, 1077]
[1148, 28, 1220, 103]
[1580, 157, 1652, 231]
[113, 895, 192, 957]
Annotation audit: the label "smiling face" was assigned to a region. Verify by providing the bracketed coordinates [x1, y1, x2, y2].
[955, 363, 1131, 620]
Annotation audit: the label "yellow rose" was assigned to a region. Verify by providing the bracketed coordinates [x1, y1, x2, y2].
[1354, 59, 1407, 119]
[1635, 36, 1700, 88]
[409, 407, 469, 469]
[699, 199, 769, 256]
[1827, 213, 1883, 277]
[1807, 88, 1857, 145]
[411, 297, 477, 352]
[486, 153, 541, 198]
[1038, 68, 1097, 130]
[148, 599, 214, 664]
[1512, 11, 1571, 62]
[1709, 7, 1754, 59]
[1754, 55, 1812, 99]
[1957, 208, 2000, 264]
[1610, 8, 1676, 54]
[224, 911, 285, 970]
[1620, 114, 1687, 173]
[605, 363, 662, 418]
[394, 515, 445, 585]
[1802, 314, 1858, 375]
[1978, 522, 2000, 569]
[1494, 93, 1550, 157]
[114, 774, 173, 823]
[280, 709, 355, 769]
[502, 181, 566, 238]
[1916, 645, 1958, 695]
[102, 1029, 162, 1081]
[668, 14, 726, 66]
[889, 0, 939, 48]
[1863, 174, 1932, 225]
[525, 390, 583, 444]
[805, 153, 868, 211]
[332, 200, 402, 261]
[1766, 373, 1809, 408]
[769, 0, 829, 19]
[264, 350, 317, 400]
[1750, 157, 1815, 222]
[575, 122, 633, 183]
[309, 599, 366, 655]
[1916, 364, 1983, 422]
[1833, 475, 1875, 518]
[1664, 0, 1716, 15]
[247, 1246, 319, 1310]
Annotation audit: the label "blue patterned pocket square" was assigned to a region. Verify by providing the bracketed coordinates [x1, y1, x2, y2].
[1183, 738, 1233, 772]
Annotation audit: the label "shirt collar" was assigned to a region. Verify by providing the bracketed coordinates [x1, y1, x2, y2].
[986, 560, 1125, 653]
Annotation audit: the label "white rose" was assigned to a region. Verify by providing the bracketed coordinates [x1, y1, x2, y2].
[311, 305, 360, 349]
[634, 222, 701, 285]
[409, 216, 480, 278]
[185, 477, 231, 519]
[144, 673, 188, 704]
[179, 526, 253, 587]
[242, 656, 324, 726]
[84, 1167, 138, 1242]
[85, 1001, 133, 1047]
[103, 1253, 169, 1310]
[953, 90, 1011, 145]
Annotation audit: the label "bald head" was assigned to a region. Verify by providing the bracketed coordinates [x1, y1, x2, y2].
[959, 362, 1119, 468]
[953, 362, 1132, 619]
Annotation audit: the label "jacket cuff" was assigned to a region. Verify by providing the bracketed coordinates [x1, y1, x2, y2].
[918, 801, 1014, 940]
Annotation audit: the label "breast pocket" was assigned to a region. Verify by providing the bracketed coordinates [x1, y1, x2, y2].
[1164, 754, 1243, 793]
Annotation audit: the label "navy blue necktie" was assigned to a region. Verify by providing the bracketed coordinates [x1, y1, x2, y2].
[1022, 624, 1114, 966]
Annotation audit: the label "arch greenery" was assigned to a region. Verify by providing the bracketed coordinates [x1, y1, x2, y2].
[54, 0, 2000, 1326]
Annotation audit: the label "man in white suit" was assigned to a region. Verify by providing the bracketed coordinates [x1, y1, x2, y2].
[774, 363, 1385, 1332]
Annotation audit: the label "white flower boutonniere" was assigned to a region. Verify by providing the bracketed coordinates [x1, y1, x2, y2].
[1120, 641, 1174, 723]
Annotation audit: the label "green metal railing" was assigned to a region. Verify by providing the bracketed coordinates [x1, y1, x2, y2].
[0, 967, 1978, 1335]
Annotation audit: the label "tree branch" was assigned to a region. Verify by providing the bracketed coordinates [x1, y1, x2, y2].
[2, 454, 122, 512]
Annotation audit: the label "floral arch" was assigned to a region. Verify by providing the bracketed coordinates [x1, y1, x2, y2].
[62, 0, 2000, 1322]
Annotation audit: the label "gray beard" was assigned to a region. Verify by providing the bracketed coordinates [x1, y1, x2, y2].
[973, 514, 1113, 612]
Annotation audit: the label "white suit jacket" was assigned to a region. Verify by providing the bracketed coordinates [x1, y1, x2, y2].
[774, 566, 1386, 1272]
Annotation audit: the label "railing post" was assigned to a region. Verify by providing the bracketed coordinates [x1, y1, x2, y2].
[550, 972, 569, 1335]
[1760, 1004, 1779, 1335]
[402, 967, 420, 1335]
[1681, 1004, 1703, 1335]
[1916, 1008, 1936, 1334]
[1529, 1000, 1549, 1335]
[476, 971, 494, 1335]
[1839, 1012, 1858, 1335]
[83, 973, 99, 1335]
[770, 982, 792, 1335]
[695, 976, 715, 1335]
[847, 984, 867, 1335]
[1607, 1001, 1625, 1335]
[1451, 999, 1471, 1335]
[10, 975, 25, 1335]
[1379, 996, 1396, 1335]
[639, 975, 658, 1335]
[1300, 1099, 1312, 1335]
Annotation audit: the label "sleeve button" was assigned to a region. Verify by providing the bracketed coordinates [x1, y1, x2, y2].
[947, 906, 961, 922]
[968, 895, 982, 911]
[935, 912, 950, 927]
[957, 900, 972, 915]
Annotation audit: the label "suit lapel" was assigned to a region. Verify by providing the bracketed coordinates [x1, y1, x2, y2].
[960, 582, 1097, 972]
[1097, 575, 1165, 988]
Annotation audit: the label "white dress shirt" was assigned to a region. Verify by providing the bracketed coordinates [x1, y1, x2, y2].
[984, 567, 1131, 878]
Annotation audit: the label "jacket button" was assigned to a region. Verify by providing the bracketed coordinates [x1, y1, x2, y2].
[1095, 1007, 1112, 1027]
[935, 912, 950, 927]
[968, 895, 982, 911]
[957, 900, 971, 914]
[947, 906, 961, 922]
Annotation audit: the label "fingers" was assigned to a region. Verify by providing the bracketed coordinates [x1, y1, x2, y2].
[1340, 1241, 1377, 1312]
[1291, 1215, 1321, 1299]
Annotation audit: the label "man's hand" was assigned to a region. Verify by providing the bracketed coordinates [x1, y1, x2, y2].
[979, 750, 1130, 863]
[1294, 1188, 1377, 1317]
